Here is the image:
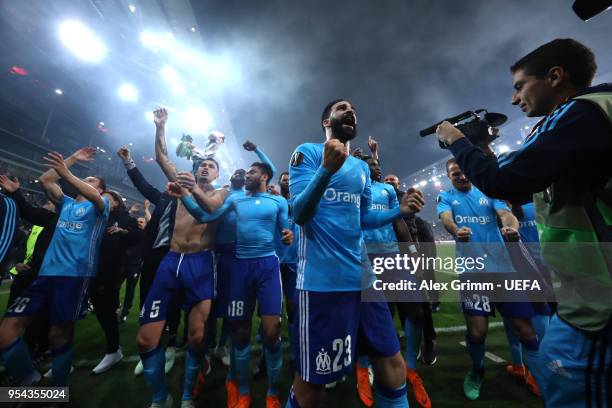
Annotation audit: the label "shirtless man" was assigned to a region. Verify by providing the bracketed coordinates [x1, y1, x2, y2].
[136, 108, 225, 408]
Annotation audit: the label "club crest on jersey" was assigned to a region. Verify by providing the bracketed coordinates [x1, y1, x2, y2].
[381, 189, 388, 197]
[315, 348, 332, 375]
[479, 197, 489, 206]
[452, 200, 461, 206]
[75, 207, 87, 217]
[290, 151, 304, 167]
[255, 200, 261, 205]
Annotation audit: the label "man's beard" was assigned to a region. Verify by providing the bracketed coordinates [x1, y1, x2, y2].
[330, 117, 357, 142]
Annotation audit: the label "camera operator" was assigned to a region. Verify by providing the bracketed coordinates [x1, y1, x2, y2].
[436, 38, 612, 407]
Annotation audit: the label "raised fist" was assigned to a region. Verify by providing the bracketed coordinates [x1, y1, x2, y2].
[323, 139, 348, 173]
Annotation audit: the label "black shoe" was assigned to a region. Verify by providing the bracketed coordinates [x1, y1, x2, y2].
[422, 339, 437, 366]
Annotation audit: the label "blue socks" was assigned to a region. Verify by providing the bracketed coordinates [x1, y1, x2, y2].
[404, 318, 423, 370]
[182, 348, 204, 401]
[234, 343, 252, 395]
[141, 346, 168, 403]
[51, 342, 74, 387]
[0, 338, 37, 384]
[503, 317, 523, 365]
[374, 382, 409, 407]
[465, 332, 485, 376]
[265, 340, 283, 396]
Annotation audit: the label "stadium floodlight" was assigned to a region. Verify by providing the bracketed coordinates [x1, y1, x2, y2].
[140, 31, 156, 47]
[498, 144, 510, 154]
[55, 88, 63, 95]
[118, 83, 138, 102]
[190, 27, 197, 32]
[184, 107, 213, 133]
[419, 180, 427, 187]
[412, 184, 419, 189]
[58, 20, 107, 63]
[129, 4, 136, 13]
[162, 66, 180, 82]
[434, 180, 442, 187]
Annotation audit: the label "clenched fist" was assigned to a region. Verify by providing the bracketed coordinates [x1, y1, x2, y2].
[400, 188, 425, 215]
[153, 108, 168, 128]
[455, 227, 472, 242]
[323, 139, 348, 173]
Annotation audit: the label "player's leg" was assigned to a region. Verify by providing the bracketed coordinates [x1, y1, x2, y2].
[47, 322, 75, 386]
[181, 299, 211, 404]
[502, 316, 525, 380]
[0, 275, 48, 384]
[226, 257, 257, 406]
[179, 250, 215, 406]
[90, 275, 123, 374]
[136, 253, 179, 407]
[463, 313, 488, 400]
[360, 300, 410, 408]
[0, 315, 36, 384]
[258, 255, 284, 407]
[280, 263, 297, 366]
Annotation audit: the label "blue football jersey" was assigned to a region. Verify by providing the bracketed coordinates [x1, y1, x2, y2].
[437, 186, 514, 273]
[289, 142, 375, 292]
[216, 188, 244, 246]
[217, 192, 289, 259]
[40, 195, 110, 277]
[275, 197, 298, 264]
[362, 181, 399, 254]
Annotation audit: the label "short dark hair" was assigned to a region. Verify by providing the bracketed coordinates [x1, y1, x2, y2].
[93, 176, 106, 192]
[510, 38, 597, 88]
[446, 158, 457, 173]
[200, 158, 220, 171]
[278, 171, 289, 183]
[105, 190, 126, 212]
[321, 99, 347, 131]
[251, 162, 273, 184]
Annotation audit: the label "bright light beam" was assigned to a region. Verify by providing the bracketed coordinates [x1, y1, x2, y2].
[118, 83, 138, 102]
[58, 20, 107, 63]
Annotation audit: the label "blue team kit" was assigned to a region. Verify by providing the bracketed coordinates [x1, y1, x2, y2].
[5, 195, 110, 324]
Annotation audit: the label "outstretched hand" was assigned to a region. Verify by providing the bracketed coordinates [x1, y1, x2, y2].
[0, 175, 20, 193]
[43, 152, 70, 178]
[72, 147, 97, 162]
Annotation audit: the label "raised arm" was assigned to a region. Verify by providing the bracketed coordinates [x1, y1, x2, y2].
[42, 152, 105, 212]
[143, 200, 152, 223]
[0, 177, 54, 227]
[243, 140, 278, 176]
[38, 147, 96, 206]
[153, 108, 178, 182]
[117, 146, 163, 205]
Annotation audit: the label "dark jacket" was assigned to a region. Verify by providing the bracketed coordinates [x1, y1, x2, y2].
[6, 189, 57, 277]
[127, 167, 177, 254]
[98, 209, 141, 274]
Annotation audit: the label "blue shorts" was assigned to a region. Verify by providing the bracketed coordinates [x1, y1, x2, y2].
[293, 290, 400, 385]
[140, 250, 214, 324]
[539, 314, 611, 408]
[458, 273, 536, 318]
[226, 255, 282, 320]
[212, 244, 237, 319]
[5, 276, 91, 325]
[281, 263, 297, 302]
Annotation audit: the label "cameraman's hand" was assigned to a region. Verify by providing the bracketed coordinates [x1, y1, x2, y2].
[455, 227, 471, 242]
[436, 121, 465, 146]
